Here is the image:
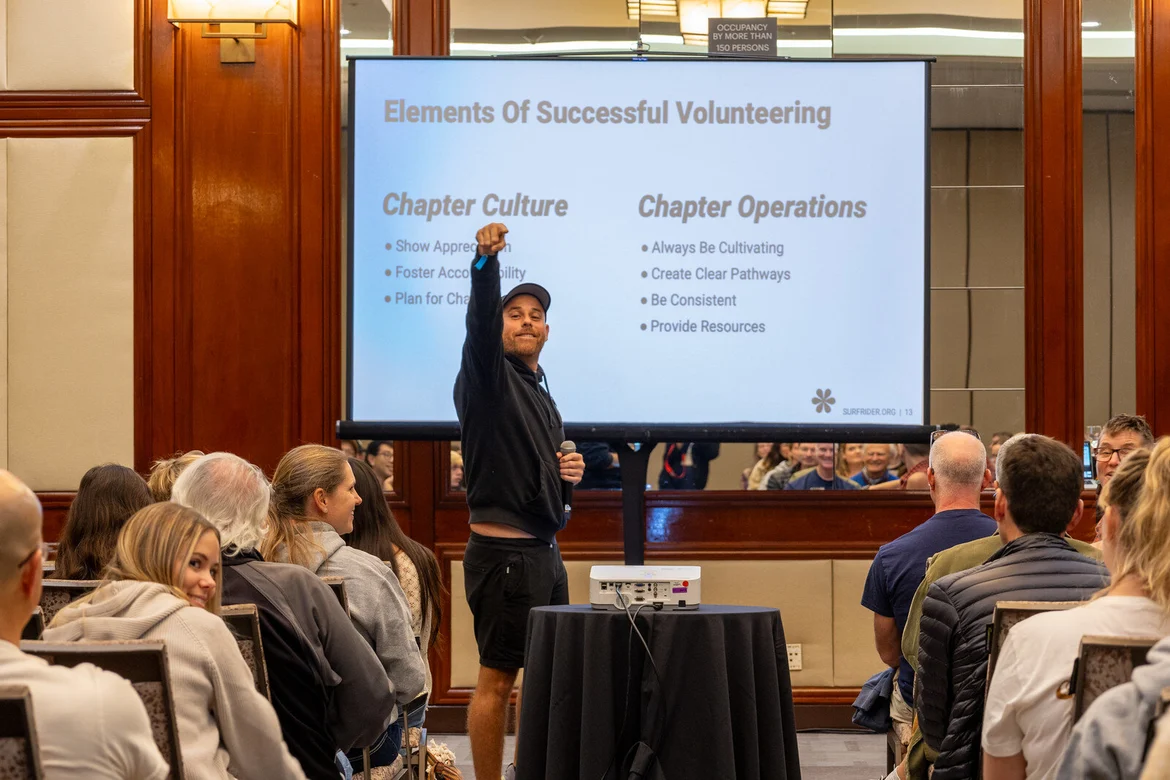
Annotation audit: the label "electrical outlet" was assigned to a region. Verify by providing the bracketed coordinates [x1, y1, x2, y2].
[787, 643, 803, 671]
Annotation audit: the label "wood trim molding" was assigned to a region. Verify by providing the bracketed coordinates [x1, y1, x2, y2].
[1136, 0, 1170, 435]
[392, 0, 450, 56]
[1023, 0, 1084, 445]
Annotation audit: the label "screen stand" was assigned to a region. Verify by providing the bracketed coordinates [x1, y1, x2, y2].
[618, 442, 656, 565]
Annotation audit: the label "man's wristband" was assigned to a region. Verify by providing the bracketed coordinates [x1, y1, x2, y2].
[475, 255, 489, 270]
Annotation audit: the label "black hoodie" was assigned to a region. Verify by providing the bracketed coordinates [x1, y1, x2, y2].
[453, 252, 566, 543]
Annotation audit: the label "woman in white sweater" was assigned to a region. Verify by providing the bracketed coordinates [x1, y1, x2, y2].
[45, 502, 307, 780]
[261, 444, 426, 774]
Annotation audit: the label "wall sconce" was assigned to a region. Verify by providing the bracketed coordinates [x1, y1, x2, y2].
[168, 1, 298, 64]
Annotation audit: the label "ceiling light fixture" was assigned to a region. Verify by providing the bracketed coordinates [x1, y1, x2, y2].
[1081, 20, 1101, 28]
[627, 0, 680, 21]
[676, 0, 808, 45]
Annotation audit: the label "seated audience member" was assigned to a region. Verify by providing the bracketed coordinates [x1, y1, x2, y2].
[870, 443, 931, 491]
[344, 458, 443, 728]
[838, 443, 866, 479]
[862, 432, 996, 749]
[786, 444, 860, 490]
[916, 436, 1108, 780]
[657, 442, 720, 490]
[578, 442, 621, 490]
[261, 444, 425, 773]
[172, 453, 395, 780]
[0, 469, 168, 779]
[338, 440, 360, 459]
[450, 450, 466, 491]
[1095, 414, 1154, 487]
[1093, 415, 1156, 541]
[148, 451, 206, 502]
[52, 463, 153, 579]
[44, 503, 307, 780]
[985, 443, 1170, 780]
[761, 443, 817, 490]
[743, 443, 783, 491]
[365, 441, 395, 491]
[852, 444, 899, 487]
[989, 432, 1015, 472]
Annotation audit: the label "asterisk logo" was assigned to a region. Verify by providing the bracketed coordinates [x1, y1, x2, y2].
[812, 388, 835, 413]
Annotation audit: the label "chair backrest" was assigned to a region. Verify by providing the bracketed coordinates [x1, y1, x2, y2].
[0, 685, 43, 780]
[36, 580, 100, 625]
[320, 576, 350, 617]
[1072, 635, 1161, 721]
[987, 601, 1082, 683]
[20, 640, 185, 780]
[20, 610, 43, 642]
[221, 604, 270, 701]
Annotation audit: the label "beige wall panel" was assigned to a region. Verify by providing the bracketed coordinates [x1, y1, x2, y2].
[832, 559, 883, 686]
[0, 139, 7, 469]
[930, 290, 970, 392]
[0, 0, 7, 90]
[1083, 114, 1112, 429]
[968, 289, 1025, 392]
[930, 390, 973, 428]
[451, 559, 837, 688]
[973, 390, 1026, 436]
[968, 189, 1025, 289]
[7, 137, 134, 490]
[7, 0, 134, 90]
[657, 559, 835, 686]
[968, 130, 1024, 187]
[1108, 114, 1137, 419]
[931, 187, 969, 289]
[931, 130, 968, 188]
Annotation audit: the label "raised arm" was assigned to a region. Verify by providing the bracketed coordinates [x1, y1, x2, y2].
[460, 223, 509, 391]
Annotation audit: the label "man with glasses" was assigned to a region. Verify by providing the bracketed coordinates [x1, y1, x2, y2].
[0, 469, 168, 778]
[1096, 414, 1154, 486]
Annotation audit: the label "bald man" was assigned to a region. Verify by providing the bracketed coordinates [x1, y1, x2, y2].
[0, 470, 168, 779]
[861, 432, 997, 748]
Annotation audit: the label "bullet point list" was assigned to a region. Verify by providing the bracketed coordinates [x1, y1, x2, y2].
[641, 244, 648, 252]
[641, 323, 647, 330]
[641, 297, 647, 304]
[385, 243, 393, 250]
[384, 295, 391, 302]
[641, 271, 648, 278]
[384, 269, 392, 276]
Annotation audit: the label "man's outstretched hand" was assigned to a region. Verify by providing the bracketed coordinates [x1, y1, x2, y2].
[476, 223, 508, 256]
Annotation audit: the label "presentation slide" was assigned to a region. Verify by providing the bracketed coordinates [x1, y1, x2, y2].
[348, 58, 928, 430]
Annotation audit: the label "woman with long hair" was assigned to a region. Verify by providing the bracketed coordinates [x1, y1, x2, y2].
[344, 458, 443, 719]
[52, 463, 153, 580]
[745, 443, 785, 490]
[44, 502, 306, 780]
[984, 442, 1170, 780]
[147, 450, 206, 502]
[836, 443, 866, 479]
[261, 444, 425, 774]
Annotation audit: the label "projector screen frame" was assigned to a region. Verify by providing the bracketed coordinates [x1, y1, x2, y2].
[342, 55, 934, 445]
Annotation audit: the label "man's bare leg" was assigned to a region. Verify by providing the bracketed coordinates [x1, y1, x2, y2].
[469, 664, 518, 779]
[513, 678, 523, 764]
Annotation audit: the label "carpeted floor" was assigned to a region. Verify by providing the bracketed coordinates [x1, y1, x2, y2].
[426, 731, 886, 779]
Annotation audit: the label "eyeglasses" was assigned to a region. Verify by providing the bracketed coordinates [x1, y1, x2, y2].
[930, 428, 981, 446]
[15, 547, 37, 570]
[1096, 446, 1138, 462]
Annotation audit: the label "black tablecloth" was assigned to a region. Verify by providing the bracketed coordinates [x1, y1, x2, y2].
[516, 604, 801, 780]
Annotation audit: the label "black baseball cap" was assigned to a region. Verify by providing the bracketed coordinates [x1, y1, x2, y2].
[501, 283, 551, 313]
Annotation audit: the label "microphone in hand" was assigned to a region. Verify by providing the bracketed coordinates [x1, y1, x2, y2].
[559, 441, 576, 521]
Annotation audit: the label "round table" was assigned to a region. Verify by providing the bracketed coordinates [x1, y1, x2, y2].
[516, 604, 802, 780]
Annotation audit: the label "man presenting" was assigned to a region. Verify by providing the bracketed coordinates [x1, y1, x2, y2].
[454, 222, 584, 780]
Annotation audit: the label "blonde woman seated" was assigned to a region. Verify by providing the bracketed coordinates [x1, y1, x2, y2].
[261, 444, 426, 774]
[44, 503, 307, 780]
[982, 442, 1170, 780]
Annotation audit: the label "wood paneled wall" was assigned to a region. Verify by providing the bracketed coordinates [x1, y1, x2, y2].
[144, 0, 341, 474]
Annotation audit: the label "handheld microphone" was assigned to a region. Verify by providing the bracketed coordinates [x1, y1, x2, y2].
[560, 441, 576, 521]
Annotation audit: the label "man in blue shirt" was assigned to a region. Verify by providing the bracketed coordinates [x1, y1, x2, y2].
[860, 432, 996, 748]
[785, 443, 860, 490]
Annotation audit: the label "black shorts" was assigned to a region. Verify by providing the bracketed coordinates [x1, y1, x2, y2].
[463, 531, 569, 670]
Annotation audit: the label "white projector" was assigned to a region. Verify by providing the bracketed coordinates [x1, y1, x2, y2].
[589, 565, 701, 611]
